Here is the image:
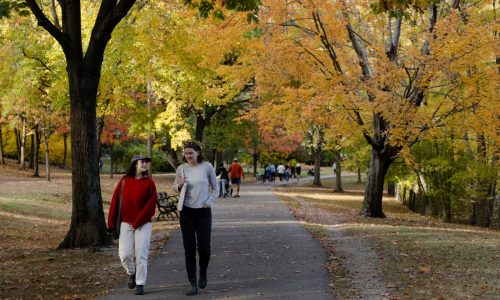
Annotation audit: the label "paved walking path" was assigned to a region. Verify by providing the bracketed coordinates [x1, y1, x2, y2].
[103, 179, 332, 299]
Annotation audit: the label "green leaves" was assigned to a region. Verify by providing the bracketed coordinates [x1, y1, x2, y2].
[183, 0, 260, 21]
[369, 0, 441, 14]
[0, 0, 29, 19]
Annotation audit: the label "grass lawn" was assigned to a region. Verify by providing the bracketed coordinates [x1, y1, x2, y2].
[274, 175, 500, 299]
[0, 160, 179, 300]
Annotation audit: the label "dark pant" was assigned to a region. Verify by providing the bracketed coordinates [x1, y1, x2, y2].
[180, 206, 212, 283]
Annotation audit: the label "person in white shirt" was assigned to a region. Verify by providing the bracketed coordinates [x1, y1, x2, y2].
[277, 164, 285, 181]
[173, 141, 218, 295]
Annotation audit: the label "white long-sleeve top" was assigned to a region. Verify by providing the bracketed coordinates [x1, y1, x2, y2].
[173, 161, 219, 208]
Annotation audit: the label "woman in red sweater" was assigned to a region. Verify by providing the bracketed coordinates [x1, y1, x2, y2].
[107, 155, 157, 296]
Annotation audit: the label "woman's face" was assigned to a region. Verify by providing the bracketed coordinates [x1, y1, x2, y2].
[184, 147, 199, 164]
[136, 159, 148, 176]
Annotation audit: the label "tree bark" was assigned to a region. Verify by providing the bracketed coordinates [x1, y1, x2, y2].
[333, 149, 343, 192]
[313, 147, 322, 186]
[43, 124, 51, 181]
[24, 0, 138, 248]
[33, 125, 40, 178]
[96, 116, 104, 165]
[20, 116, 26, 170]
[253, 152, 258, 175]
[360, 148, 395, 218]
[0, 124, 4, 164]
[60, 132, 68, 169]
[147, 135, 153, 177]
[160, 142, 180, 170]
[58, 67, 108, 249]
[29, 132, 34, 169]
[15, 128, 21, 163]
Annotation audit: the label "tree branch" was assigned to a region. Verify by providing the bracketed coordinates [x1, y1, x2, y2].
[85, 0, 136, 66]
[24, 0, 71, 54]
[21, 48, 52, 71]
[312, 11, 343, 74]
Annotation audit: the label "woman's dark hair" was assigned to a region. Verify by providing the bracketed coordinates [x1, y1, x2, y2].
[125, 161, 138, 177]
[125, 160, 148, 178]
[182, 141, 203, 163]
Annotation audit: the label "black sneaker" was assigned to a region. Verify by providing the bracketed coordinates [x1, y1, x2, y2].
[128, 274, 136, 289]
[198, 274, 207, 289]
[135, 285, 144, 295]
[186, 282, 198, 296]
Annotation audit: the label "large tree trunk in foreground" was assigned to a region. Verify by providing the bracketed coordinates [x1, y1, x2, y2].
[58, 66, 108, 249]
[360, 148, 395, 218]
[25, 0, 137, 248]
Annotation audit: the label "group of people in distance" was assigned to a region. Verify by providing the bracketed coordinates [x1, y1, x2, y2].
[106, 141, 221, 296]
[215, 158, 245, 198]
[261, 162, 301, 183]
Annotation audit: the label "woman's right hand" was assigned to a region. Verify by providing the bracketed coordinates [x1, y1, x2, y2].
[177, 176, 185, 189]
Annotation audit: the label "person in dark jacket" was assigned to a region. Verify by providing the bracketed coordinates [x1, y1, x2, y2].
[107, 155, 157, 296]
[216, 163, 229, 197]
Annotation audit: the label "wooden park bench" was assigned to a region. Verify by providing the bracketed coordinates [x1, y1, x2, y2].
[156, 192, 179, 221]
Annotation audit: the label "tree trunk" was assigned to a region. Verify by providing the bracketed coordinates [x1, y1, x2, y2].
[24, 0, 139, 249]
[195, 114, 207, 142]
[58, 67, 108, 249]
[60, 132, 68, 169]
[109, 143, 114, 179]
[0, 124, 4, 164]
[33, 125, 40, 178]
[491, 195, 500, 229]
[96, 116, 104, 164]
[357, 167, 362, 183]
[360, 148, 394, 218]
[334, 149, 343, 192]
[43, 125, 51, 181]
[253, 152, 258, 175]
[15, 128, 21, 163]
[490, 150, 498, 228]
[159, 138, 180, 170]
[29, 132, 35, 169]
[147, 134, 153, 177]
[215, 150, 223, 168]
[313, 148, 322, 186]
[20, 116, 26, 170]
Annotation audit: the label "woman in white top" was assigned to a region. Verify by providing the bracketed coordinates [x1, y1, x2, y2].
[173, 141, 218, 295]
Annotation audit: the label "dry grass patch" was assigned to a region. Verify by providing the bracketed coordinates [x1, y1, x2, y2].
[275, 177, 500, 299]
[0, 161, 179, 300]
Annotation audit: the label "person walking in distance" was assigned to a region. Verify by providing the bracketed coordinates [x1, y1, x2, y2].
[228, 158, 245, 197]
[107, 155, 157, 296]
[216, 163, 229, 197]
[173, 141, 219, 295]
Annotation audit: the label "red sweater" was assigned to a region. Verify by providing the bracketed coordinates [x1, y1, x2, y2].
[107, 176, 157, 230]
[228, 163, 244, 179]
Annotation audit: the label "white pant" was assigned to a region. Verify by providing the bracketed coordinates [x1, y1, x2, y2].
[118, 222, 152, 285]
[218, 179, 226, 196]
